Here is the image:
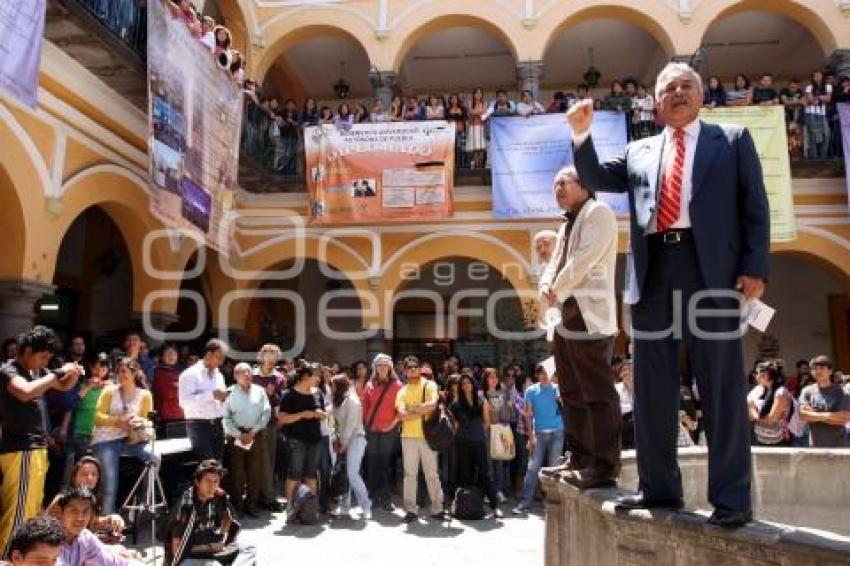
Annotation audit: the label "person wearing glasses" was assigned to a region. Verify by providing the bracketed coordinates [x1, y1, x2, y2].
[90, 358, 159, 514]
[395, 356, 445, 523]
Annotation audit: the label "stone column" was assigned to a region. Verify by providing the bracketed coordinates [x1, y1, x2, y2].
[369, 70, 397, 109]
[516, 60, 544, 101]
[0, 279, 55, 342]
[828, 49, 850, 79]
[132, 311, 180, 346]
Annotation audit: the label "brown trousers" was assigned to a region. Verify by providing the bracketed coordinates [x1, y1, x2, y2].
[226, 435, 264, 508]
[553, 300, 621, 477]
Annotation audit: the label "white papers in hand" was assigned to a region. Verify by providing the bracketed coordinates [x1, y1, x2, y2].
[743, 300, 775, 332]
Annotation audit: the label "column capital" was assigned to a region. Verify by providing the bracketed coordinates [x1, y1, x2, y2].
[0, 278, 55, 341]
[828, 49, 850, 78]
[368, 70, 397, 90]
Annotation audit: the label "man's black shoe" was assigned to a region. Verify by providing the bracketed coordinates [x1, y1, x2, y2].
[402, 512, 418, 523]
[707, 510, 752, 528]
[429, 510, 449, 521]
[616, 493, 684, 510]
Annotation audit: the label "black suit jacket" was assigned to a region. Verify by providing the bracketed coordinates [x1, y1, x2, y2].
[573, 121, 770, 304]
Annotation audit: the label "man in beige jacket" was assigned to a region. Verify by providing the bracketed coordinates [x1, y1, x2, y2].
[539, 165, 621, 489]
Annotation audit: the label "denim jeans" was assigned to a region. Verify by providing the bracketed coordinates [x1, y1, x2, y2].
[343, 435, 371, 512]
[92, 437, 160, 514]
[62, 434, 92, 485]
[519, 430, 564, 507]
[490, 459, 511, 497]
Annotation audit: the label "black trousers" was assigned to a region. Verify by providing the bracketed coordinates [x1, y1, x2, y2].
[225, 437, 262, 507]
[553, 310, 620, 477]
[453, 438, 499, 507]
[365, 429, 399, 505]
[187, 419, 225, 464]
[631, 237, 751, 514]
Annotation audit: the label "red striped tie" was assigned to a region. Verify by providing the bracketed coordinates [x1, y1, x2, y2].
[657, 128, 685, 232]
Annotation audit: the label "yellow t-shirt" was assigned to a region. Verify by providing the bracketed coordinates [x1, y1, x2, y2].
[395, 379, 439, 438]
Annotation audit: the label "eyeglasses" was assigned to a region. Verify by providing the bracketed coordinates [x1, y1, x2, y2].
[405, 365, 420, 370]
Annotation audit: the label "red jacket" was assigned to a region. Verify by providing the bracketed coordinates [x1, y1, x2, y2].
[361, 378, 402, 433]
[152, 364, 184, 422]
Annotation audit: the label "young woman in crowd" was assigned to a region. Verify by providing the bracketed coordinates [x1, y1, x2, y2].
[319, 105, 334, 125]
[90, 358, 159, 515]
[151, 344, 184, 436]
[466, 88, 487, 168]
[704, 76, 727, 108]
[425, 94, 445, 120]
[335, 103, 355, 129]
[448, 374, 502, 518]
[482, 368, 512, 502]
[354, 102, 371, 124]
[748, 362, 791, 446]
[63, 353, 111, 483]
[351, 360, 369, 402]
[389, 96, 405, 121]
[727, 74, 753, 106]
[301, 98, 320, 127]
[278, 365, 326, 521]
[331, 374, 371, 520]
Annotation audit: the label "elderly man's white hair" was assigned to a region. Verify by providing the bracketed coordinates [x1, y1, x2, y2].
[533, 229, 558, 244]
[654, 62, 703, 99]
[234, 362, 252, 374]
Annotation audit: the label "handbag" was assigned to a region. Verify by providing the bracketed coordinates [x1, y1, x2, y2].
[453, 486, 485, 520]
[127, 419, 155, 445]
[754, 420, 784, 445]
[329, 456, 349, 499]
[421, 384, 454, 453]
[489, 423, 515, 461]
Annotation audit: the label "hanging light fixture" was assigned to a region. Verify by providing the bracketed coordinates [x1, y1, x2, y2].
[333, 60, 350, 99]
[583, 47, 601, 88]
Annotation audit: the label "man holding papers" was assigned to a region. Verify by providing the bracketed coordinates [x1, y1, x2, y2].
[538, 166, 621, 490]
[567, 62, 770, 527]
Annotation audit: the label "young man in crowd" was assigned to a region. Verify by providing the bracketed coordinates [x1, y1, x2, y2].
[799, 355, 850, 447]
[0, 326, 82, 559]
[53, 486, 139, 565]
[513, 362, 564, 514]
[6, 516, 64, 566]
[752, 74, 780, 105]
[168, 460, 256, 566]
[123, 332, 155, 384]
[179, 339, 230, 463]
[252, 344, 286, 512]
[395, 356, 445, 523]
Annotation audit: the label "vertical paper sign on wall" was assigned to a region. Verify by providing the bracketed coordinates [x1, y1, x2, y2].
[147, 0, 243, 251]
[700, 106, 797, 243]
[0, 0, 46, 108]
[304, 121, 455, 223]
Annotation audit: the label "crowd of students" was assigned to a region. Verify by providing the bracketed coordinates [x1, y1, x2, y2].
[0, 323, 847, 564]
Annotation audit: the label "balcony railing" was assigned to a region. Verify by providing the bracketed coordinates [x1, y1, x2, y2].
[72, 0, 146, 59]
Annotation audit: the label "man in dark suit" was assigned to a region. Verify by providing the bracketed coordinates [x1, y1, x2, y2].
[567, 62, 770, 527]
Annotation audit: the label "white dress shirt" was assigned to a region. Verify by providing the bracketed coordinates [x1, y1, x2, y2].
[572, 117, 700, 234]
[178, 361, 226, 419]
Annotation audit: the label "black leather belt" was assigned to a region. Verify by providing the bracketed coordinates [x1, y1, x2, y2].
[189, 418, 222, 425]
[649, 229, 692, 245]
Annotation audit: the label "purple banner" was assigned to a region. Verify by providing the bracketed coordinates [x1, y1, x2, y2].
[0, 0, 46, 107]
[839, 104, 850, 208]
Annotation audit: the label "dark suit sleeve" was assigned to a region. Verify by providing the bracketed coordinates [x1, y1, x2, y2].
[573, 137, 629, 194]
[736, 128, 770, 280]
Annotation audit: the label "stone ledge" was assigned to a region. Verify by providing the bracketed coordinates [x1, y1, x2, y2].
[540, 474, 850, 566]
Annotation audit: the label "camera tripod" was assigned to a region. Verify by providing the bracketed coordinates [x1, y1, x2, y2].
[122, 421, 167, 566]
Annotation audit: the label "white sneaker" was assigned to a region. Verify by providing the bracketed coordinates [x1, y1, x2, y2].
[348, 508, 361, 520]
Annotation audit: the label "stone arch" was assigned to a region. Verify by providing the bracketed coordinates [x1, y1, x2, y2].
[0, 104, 51, 281]
[215, 235, 376, 331]
[772, 227, 850, 285]
[252, 16, 378, 84]
[380, 231, 534, 305]
[389, 9, 523, 73]
[535, 1, 679, 62]
[690, 0, 841, 57]
[41, 168, 187, 317]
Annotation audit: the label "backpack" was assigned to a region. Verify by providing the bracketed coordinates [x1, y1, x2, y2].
[293, 484, 319, 525]
[453, 487, 485, 520]
[422, 384, 455, 453]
